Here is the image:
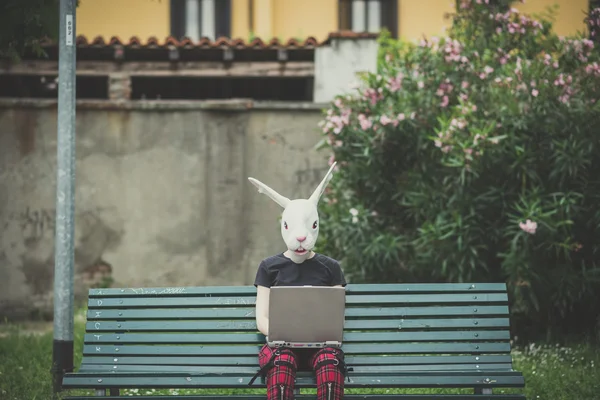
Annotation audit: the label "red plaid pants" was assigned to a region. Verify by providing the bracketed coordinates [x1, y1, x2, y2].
[257, 344, 346, 400]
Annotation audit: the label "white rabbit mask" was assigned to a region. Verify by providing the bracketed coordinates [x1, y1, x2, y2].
[248, 162, 337, 264]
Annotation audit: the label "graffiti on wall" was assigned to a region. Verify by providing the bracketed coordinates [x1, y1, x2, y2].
[9, 207, 56, 242]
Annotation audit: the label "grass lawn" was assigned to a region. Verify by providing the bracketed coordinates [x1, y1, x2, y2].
[1, 311, 598, 400]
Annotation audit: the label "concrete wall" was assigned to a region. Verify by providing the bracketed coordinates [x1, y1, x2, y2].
[314, 37, 379, 103]
[0, 99, 329, 320]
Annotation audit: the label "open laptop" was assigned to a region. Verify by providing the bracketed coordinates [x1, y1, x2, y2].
[267, 286, 346, 348]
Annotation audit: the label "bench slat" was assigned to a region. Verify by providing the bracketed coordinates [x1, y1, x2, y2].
[85, 318, 510, 332]
[83, 330, 510, 345]
[87, 293, 507, 308]
[88, 283, 507, 298]
[86, 306, 509, 320]
[62, 372, 525, 388]
[83, 342, 511, 356]
[78, 363, 515, 374]
[80, 354, 514, 367]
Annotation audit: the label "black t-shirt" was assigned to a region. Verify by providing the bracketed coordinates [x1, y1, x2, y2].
[254, 253, 347, 288]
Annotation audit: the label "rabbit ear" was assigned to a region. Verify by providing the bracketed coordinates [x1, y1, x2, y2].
[248, 177, 291, 209]
[308, 162, 337, 205]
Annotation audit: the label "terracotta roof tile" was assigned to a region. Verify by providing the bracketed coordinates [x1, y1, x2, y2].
[327, 31, 379, 39]
[108, 36, 123, 46]
[128, 36, 142, 46]
[41, 32, 377, 50]
[146, 36, 160, 46]
[75, 36, 88, 45]
[164, 36, 180, 47]
[90, 36, 106, 46]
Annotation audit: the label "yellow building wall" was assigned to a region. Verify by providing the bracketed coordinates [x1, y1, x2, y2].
[74, 0, 588, 45]
[77, 0, 170, 41]
[515, 0, 588, 37]
[272, 0, 338, 41]
[252, 0, 274, 40]
[231, 0, 251, 39]
[398, 0, 456, 42]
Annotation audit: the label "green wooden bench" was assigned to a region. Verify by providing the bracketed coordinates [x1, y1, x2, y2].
[62, 283, 526, 399]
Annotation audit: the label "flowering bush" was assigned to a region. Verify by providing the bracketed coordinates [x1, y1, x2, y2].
[317, 0, 600, 340]
[586, 2, 600, 44]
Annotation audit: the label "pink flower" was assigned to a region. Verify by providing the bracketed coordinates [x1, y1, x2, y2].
[417, 81, 425, 89]
[519, 219, 537, 234]
[364, 88, 382, 106]
[531, 89, 539, 97]
[380, 115, 393, 126]
[585, 62, 600, 76]
[461, 81, 470, 89]
[358, 114, 372, 130]
[397, 113, 406, 121]
[387, 73, 404, 92]
[440, 96, 449, 108]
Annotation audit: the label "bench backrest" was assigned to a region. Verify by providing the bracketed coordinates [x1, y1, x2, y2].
[83, 283, 515, 374]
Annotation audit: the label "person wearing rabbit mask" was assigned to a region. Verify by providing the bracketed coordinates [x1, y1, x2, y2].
[247, 162, 348, 400]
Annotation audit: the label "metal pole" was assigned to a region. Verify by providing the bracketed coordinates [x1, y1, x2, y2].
[52, 0, 76, 394]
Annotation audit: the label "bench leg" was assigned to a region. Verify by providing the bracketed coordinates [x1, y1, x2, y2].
[109, 388, 120, 396]
[475, 388, 493, 395]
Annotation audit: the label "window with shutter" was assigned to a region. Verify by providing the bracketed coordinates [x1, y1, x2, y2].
[338, 0, 398, 38]
[170, 0, 231, 40]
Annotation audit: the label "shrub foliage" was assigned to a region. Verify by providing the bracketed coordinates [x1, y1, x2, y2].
[318, 0, 600, 340]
